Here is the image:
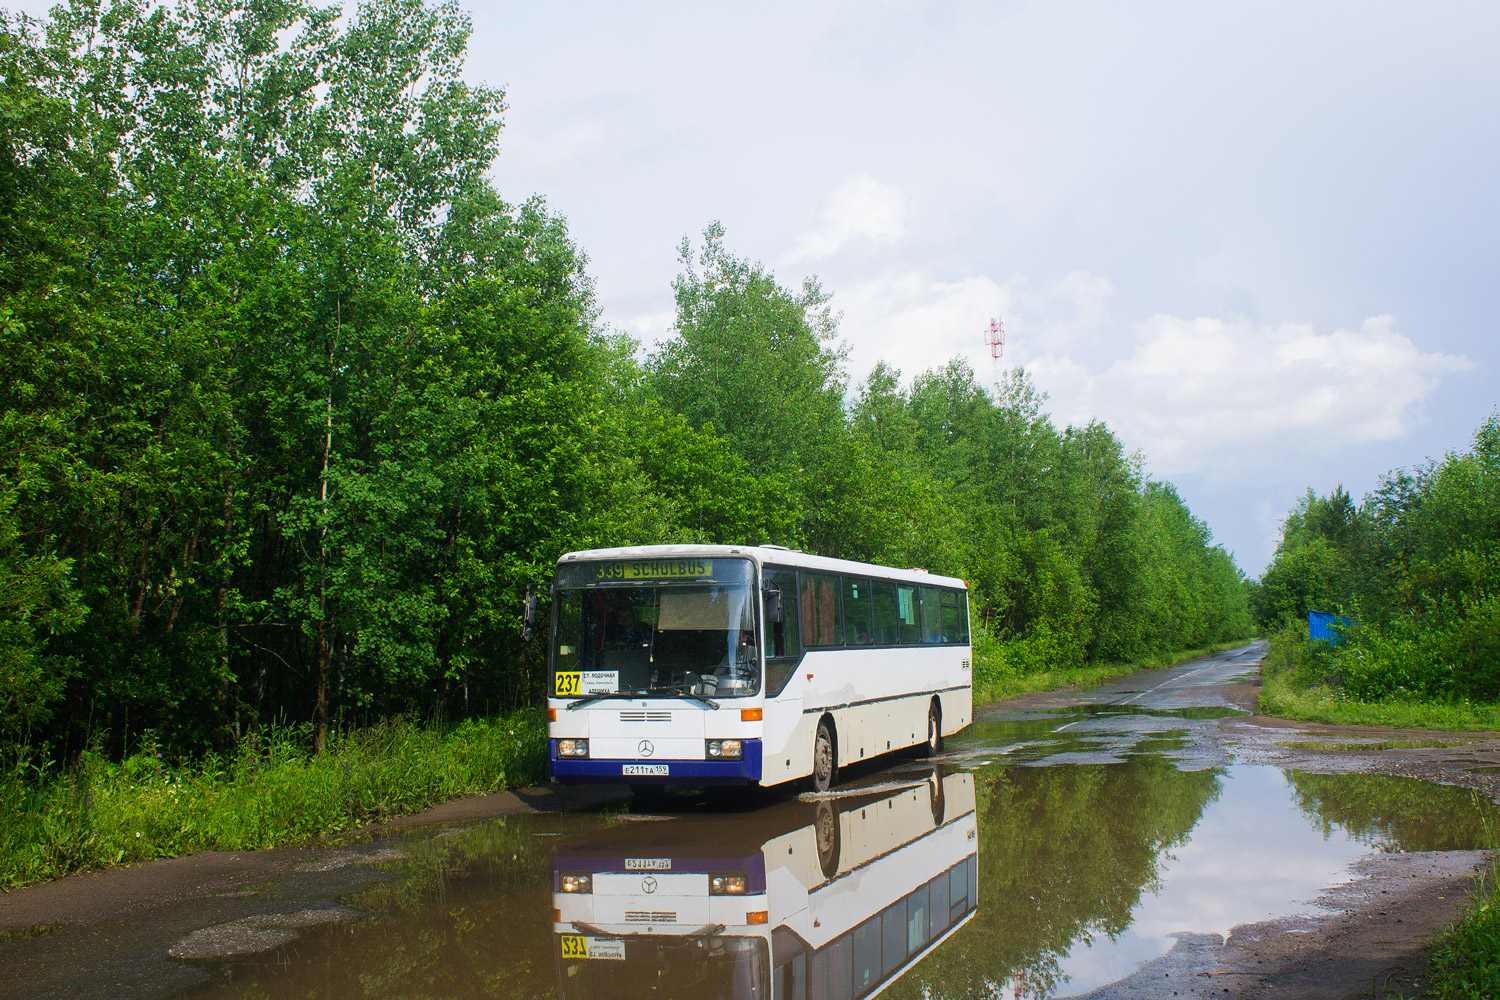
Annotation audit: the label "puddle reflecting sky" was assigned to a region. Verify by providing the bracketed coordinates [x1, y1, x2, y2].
[174, 709, 1500, 1000]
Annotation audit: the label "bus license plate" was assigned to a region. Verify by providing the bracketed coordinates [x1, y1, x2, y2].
[561, 935, 626, 961]
[622, 764, 669, 776]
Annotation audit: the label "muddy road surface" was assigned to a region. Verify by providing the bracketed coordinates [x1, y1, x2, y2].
[4, 641, 1499, 999]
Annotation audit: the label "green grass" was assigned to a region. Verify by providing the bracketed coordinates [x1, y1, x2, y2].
[1258, 625, 1500, 731]
[1258, 671, 1500, 731]
[0, 710, 548, 890]
[1427, 792, 1500, 999]
[973, 641, 1250, 706]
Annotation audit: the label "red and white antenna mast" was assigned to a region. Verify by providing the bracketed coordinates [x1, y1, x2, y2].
[983, 317, 1007, 394]
[983, 317, 1005, 359]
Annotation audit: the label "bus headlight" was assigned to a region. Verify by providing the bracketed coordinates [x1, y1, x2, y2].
[559, 873, 593, 894]
[709, 874, 748, 895]
[706, 739, 743, 759]
[557, 739, 589, 758]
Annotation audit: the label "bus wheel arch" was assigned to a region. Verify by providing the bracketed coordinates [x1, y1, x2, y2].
[812, 715, 838, 793]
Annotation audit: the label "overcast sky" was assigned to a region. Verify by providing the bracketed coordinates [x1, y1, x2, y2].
[13, 1, 1498, 574]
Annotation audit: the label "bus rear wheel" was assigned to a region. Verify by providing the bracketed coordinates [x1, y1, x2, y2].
[923, 701, 943, 757]
[812, 719, 838, 793]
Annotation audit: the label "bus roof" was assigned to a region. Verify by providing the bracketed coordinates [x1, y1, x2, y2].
[555, 544, 966, 590]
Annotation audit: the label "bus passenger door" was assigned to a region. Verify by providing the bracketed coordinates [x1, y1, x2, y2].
[762, 568, 805, 784]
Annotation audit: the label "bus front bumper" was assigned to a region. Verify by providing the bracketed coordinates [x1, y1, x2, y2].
[550, 739, 763, 785]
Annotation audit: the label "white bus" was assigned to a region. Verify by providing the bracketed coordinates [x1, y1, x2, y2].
[551, 769, 979, 1000]
[543, 544, 972, 793]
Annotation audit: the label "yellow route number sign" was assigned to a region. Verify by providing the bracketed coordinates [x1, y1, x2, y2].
[555, 671, 582, 697]
[560, 935, 626, 960]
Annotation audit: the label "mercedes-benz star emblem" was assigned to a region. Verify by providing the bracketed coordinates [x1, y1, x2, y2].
[642, 876, 658, 893]
[638, 739, 655, 757]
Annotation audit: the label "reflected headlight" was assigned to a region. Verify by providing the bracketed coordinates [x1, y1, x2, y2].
[706, 739, 743, 759]
[559, 872, 593, 893]
[709, 874, 748, 895]
[557, 739, 589, 758]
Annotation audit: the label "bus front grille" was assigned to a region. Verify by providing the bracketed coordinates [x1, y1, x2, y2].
[618, 711, 673, 723]
[625, 911, 677, 922]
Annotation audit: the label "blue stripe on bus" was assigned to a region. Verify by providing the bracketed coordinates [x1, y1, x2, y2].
[549, 740, 763, 784]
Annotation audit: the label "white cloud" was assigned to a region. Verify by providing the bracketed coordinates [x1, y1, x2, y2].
[834, 267, 1115, 388]
[619, 309, 677, 349]
[836, 270, 1012, 384]
[1029, 314, 1473, 477]
[782, 174, 906, 263]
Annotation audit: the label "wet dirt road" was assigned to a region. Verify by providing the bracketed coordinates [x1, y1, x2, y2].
[4, 641, 1499, 1000]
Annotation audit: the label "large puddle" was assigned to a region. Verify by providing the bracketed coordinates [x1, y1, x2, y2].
[172, 708, 1500, 1000]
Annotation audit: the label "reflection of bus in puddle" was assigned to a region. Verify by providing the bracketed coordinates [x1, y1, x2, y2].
[552, 770, 977, 999]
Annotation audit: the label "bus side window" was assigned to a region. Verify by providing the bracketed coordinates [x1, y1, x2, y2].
[800, 573, 840, 647]
[842, 577, 873, 646]
[919, 587, 943, 644]
[896, 584, 919, 644]
[955, 590, 972, 644]
[940, 589, 964, 644]
[871, 581, 900, 644]
[765, 567, 802, 696]
[812, 933, 852, 1000]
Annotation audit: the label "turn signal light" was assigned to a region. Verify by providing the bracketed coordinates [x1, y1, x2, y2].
[740, 708, 762, 722]
[547, 708, 557, 722]
[746, 910, 768, 925]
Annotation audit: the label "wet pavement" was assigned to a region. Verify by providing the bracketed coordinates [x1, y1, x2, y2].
[4, 641, 1500, 999]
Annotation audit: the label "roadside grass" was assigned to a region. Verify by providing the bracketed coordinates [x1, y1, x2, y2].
[1259, 672, 1500, 731]
[1427, 794, 1500, 999]
[0, 710, 547, 891]
[973, 639, 1254, 706]
[1258, 625, 1500, 732]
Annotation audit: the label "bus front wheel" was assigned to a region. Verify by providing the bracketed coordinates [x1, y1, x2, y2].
[812, 719, 838, 793]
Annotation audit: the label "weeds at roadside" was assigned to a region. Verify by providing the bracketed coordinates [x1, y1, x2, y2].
[1259, 624, 1500, 732]
[1426, 791, 1500, 999]
[0, 710, 547, 890]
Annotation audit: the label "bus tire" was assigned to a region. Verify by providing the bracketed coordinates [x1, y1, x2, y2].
[927, 765, 946, 825]
[815, 800, 841, 878]
[923, 699, 944, 757]
[812, 718, 838, 793]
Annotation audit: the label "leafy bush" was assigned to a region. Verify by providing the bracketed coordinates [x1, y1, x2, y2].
[0, 711, 546, 889]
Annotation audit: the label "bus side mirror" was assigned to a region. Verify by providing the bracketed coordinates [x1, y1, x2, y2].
[764, 589, 783, 624]
[521, 582, 551, 643]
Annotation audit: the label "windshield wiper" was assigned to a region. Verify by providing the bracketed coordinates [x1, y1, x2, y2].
[566, 693, 633, 710]
[567, 691, 720, 710]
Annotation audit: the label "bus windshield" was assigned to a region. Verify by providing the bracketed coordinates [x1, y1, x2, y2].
[557, 936, 767, 1000]
[552, 558, 760, 699]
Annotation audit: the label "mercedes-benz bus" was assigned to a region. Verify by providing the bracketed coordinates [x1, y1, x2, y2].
[542, 545, 972, 793]
[551, 768, 978, 999]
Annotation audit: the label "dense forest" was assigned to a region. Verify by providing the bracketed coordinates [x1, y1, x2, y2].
[1253, 413, 1499, 703]
[0, 0, 1250, 768]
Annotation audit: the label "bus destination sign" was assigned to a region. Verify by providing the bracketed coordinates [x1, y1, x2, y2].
[595, 558, 712, 582]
